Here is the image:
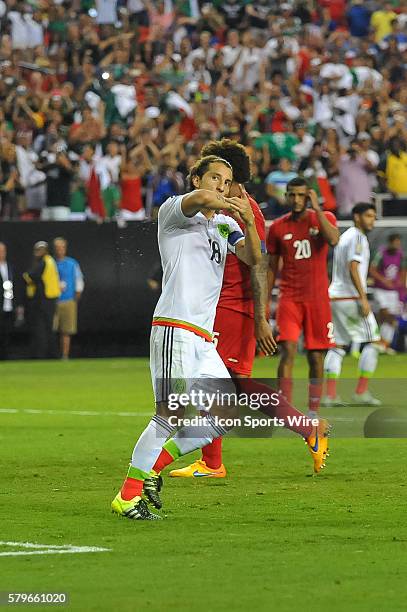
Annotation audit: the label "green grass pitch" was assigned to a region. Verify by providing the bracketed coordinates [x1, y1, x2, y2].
[1, 355, 407, 612]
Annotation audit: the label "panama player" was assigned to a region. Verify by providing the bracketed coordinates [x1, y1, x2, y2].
[267, 177, 339, 417]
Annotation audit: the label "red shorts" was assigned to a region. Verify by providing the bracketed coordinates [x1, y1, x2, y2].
[213, 306, 256, 376]
[276, 299, 334, 350]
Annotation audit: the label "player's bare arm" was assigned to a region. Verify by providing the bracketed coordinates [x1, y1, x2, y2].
[369, 263, 394, 290]
[308, 189, 339, 246]
[267, 253, 280, 295]
[226, 188, 262, 266]
[181, 189, 230, 217]
[349, 260, 371, 316]
[251, 254, 277, 355]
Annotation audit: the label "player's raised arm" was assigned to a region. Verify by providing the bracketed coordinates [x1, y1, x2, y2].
[226, 187, 262, 266]
[181, 188, 230, 217]
[308, 189, 339, 246]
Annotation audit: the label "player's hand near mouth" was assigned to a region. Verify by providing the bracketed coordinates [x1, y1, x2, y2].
[224, 185, 255, 226]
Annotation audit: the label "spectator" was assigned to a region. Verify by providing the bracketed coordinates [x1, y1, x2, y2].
[119, 145, 151, 220]
[69, 104, 106, 147]
[299, 142, 337, 212]
[265, 158, 298, 218]
[40, 142, 77, 220]
[0, 242, 14, 359]
[380, 137, 407, 197]
[221, 30, 242, 68]
[23, 241, 60, 359]
[371, 2, 398, 42]
[336, 140, 376, 217]
[53, 237, 84, 360]
[219, 0, 246, 30]
[98, 141, 122, 218]
[292, 120, 315, 161]
[146, 152, 184, 219]
[79, 144, 106, 220]
[347, 0, 371, 38]
[0, 141, 19, 219]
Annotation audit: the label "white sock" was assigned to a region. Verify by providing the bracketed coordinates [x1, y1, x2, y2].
[351, 340, 360, 355]
[130, 414, 174, 474]
[324, 347, 346, 378]
[380, 322, 395, 345]
[358, 343, 379, 376]
[170, 415, 230, 457]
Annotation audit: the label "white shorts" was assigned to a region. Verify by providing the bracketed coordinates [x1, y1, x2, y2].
[331, 300, 381, 346]
[150, 325, 233, 404]
[373, 288, 402, 316]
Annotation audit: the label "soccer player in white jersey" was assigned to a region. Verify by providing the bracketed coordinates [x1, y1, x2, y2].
[111, 155, 263, 520]
[323, 203, 382, 406]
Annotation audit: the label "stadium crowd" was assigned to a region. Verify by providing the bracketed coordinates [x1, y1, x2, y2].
[0, 0, 406, 222]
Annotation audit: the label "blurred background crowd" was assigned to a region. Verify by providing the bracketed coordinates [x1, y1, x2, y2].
[0, 0, 406, 222]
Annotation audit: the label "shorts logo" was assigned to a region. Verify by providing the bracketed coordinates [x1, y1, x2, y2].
[309, 227, 319, 236]
[172, 378, 186, 394]
[227, 358, 239, 363]
[283, 233, 293, 240]
[218, 224, 230, 239]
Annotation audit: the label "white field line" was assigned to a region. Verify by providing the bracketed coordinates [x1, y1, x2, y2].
[0, 408, 151, 418]
[0, 541, 110, 557]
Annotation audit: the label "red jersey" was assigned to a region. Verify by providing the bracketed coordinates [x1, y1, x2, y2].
[266, 209, 337, 302]
[218, 196, 266, 318]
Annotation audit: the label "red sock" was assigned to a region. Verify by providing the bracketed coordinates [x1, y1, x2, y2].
[356, 376, 368, 394]
[279, 377, 293, 402]
[152, 448, 174, 474]
[202, 437, 223, 469]
[121, 477, 144, 501]
[308, 381, 323, 413]
[326, 378, 337, 399]
[234, 378, 313, 438]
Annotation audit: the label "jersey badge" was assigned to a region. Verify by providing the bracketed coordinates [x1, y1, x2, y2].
[283, 233, 293, 240]
[309, 227, 320, 236]
[217, 224, 230, 239]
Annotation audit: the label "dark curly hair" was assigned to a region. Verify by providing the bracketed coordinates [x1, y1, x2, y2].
[200, 139, 251, 183]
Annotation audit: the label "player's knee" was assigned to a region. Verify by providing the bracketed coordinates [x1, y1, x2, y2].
[280, 342, 297, 363]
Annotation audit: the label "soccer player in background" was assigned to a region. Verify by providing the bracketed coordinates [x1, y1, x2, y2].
[370, 233, 406, 354]
[169, 139, 277, 478]
[267, 178, 339, 417]
[324, 203, 382, 406]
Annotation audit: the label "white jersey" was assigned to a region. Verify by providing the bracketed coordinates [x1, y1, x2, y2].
[329, 227, 370, 299]
[153, 195, 244, 338]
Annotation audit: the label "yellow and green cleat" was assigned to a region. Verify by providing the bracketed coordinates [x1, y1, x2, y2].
[111, 492, 162, 520]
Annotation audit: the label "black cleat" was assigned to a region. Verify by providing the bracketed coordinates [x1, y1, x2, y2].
[143, 474, 163, 509]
